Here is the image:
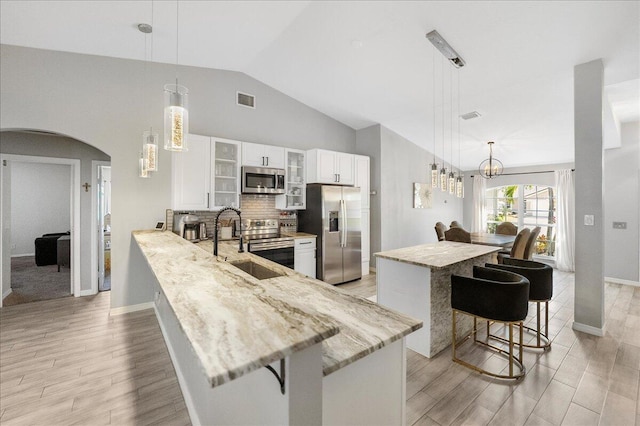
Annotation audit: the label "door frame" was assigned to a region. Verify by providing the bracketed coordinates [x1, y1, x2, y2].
[91, 160, 111, 294]
[0, 154, 81, 304]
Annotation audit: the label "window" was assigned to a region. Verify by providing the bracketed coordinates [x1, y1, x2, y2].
[485, 185, 556, 258]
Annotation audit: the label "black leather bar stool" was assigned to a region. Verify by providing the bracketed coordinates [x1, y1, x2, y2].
[451, 266, 530, 380]
[485, 258, 553, 350]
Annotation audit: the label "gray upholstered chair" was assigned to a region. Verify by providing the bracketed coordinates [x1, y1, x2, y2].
[444, 227, 471, 243]
[497, 228, 530, 264]
[486, 258, 553, 350]
[523, 226, 541, 260]
[451, 266, 530, 379]
[496, 222, 518, 235]
[434, 222, 447, 241]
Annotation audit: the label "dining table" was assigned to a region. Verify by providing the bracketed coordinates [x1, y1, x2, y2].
[470, 232, 516, 248]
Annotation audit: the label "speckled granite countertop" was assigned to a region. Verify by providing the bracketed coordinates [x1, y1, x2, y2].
[374, 241, 500, 270]
[133, 230, 421, 388]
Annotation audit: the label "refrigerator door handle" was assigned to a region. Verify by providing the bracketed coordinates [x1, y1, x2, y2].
[341, 198, 347, 247]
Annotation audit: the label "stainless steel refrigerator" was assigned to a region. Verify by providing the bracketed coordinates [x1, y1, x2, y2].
[298, 184, 361, 285]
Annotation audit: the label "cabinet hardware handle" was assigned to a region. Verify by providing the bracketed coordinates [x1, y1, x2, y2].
[207, 192, 210, 208]
[299, 241, 312, 245]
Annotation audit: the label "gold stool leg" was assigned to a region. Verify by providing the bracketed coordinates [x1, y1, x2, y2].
[519, 321, 524, 368]
[537, 302, 541, 347]
[508, 323, 514, 377]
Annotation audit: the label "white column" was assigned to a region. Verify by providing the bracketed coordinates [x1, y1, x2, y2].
[573, 59, 605, 336]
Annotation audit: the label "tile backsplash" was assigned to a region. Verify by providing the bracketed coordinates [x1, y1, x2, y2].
[168, 194, 285, 239]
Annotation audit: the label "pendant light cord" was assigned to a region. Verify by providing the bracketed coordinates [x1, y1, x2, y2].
[175, 0, 179, 83]
[441, 54, 445, 172]
[432, 45, 436, 165]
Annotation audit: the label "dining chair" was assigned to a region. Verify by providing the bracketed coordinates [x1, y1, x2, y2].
[523, 226, 541, 260]
[444, 227, 471, 243]
[450, 220, 463, 229]
[451, 266, 529, 379]
[496, 222, 518, 236]
[497, 228, 530, 263]
[434, 222, 447, 241]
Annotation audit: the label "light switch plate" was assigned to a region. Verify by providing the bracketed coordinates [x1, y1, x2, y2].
[584, 215, 595, 226]
[613, 221, 627, 229]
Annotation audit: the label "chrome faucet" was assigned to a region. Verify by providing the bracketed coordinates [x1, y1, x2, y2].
[214, 207, 244, 257]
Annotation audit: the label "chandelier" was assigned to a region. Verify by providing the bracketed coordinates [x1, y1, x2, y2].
[478, 141, 503, 179]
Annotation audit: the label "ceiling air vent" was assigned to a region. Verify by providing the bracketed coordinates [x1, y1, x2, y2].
[237, 92, 255, 109]
[460, 111, 481, 120]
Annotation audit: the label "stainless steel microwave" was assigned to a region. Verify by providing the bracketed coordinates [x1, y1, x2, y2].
[241, 166, 286, 194]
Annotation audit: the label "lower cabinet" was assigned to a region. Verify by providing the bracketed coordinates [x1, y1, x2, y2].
[294, 237, 316, 278]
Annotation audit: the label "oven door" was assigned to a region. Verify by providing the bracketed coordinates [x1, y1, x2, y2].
[242, 166, 285, 194]
[250, 241, 295, 269]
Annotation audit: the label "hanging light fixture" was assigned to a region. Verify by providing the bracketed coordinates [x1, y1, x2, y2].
[448, 64, 455, 195]
[139, 11, 159, 173]
[429, 46, 438, 188]
[164, 0, 188, 152]
[479, 141, 503, 179]
[138, 151, 150, 178]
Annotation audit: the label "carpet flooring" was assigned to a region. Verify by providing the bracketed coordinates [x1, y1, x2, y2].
[4, 256, 71, 306]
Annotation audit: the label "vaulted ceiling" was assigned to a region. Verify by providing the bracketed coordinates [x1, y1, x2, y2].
[1, 1, 638, 170]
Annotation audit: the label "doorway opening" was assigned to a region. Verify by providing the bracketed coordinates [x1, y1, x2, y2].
[96, 164, 111, 292]
[0, 154, 81, 307]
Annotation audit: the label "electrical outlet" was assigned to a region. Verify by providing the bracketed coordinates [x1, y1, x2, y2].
[584, 215, 594, 226]
[613, 222, 627, 229]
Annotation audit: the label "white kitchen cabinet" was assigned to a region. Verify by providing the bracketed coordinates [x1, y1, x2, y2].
[276, 148, 306, 210]
[361, 209, 370, 276]
[212, 138, 241, 209]
[242, 141, 285, 169]
[354, 155, 370, 209]
[306, 149, 354, 185]
[172, 135, 241, 211]
[171, 134, 214, 211]
[294, 237, 316, 278]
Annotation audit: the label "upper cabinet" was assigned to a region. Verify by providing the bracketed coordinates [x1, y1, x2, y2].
[172, 134, 241, 211]
[276, 149, 306, 210]
[306, 149, 354, 185]
[242, 142, 285, 169]
[212, 138, 241, 209]
[172, 134, 213, 211]
[354, 155, 370, 209]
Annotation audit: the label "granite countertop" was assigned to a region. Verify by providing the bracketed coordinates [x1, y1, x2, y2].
[133, 230, 421, 388]
[374, 241, 500, 270]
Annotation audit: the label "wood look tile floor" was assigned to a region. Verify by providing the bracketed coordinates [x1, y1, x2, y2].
[1, 270, 638, 425]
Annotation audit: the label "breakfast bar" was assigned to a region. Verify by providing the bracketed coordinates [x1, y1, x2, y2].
[133, 230, 421, 425]
[375, 242, 500, 357]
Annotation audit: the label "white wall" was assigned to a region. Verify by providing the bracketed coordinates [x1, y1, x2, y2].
[10, 162, 70, 256]
[379, 126, 463, 253]
[604, 121, 640, 282]
[0, 44, 355, 309]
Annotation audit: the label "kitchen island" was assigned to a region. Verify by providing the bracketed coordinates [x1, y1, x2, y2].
[133, 230, 421, 425]
[375, 242, 500, 358]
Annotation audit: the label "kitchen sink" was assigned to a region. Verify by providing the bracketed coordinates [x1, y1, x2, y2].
[229, 260, 284, 280]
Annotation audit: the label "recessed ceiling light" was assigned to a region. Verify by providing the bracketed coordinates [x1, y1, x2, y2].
[137, 23, 152, 34]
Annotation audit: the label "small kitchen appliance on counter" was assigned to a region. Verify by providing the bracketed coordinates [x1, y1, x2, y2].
[173, 213, 201, 242]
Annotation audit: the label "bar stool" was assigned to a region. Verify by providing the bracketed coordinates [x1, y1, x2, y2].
[485, 258, 553, 350]
[451, 266, 530, 380]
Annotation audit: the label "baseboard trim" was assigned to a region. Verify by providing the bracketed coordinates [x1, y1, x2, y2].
[2, 288, 12, 300]
[572, 321, 604, 337]
[109, 302, 154, 316]
[153, 305, 200, 426]
[369, 266, 376, 273]
[605, 277, 640, 287]
[11, 253, 35, 258]
[79, 289, 97, 297]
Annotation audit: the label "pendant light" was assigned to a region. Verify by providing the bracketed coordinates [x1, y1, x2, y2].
[138, 151, 150, 178]
[139, 10, 159, 173]
[164, 0, 188, 152]
[479, 141, 503, 179]
[429, 46, 438, 188]
[448, 64, 455, 195]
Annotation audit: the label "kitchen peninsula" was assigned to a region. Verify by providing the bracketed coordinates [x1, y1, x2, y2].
[375, 242, 500, 358]
[132, 230, 421, 426]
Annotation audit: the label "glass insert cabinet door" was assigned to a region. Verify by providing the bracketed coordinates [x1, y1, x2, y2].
[213, 139, 241, 209]
[276, 148, 306, 210]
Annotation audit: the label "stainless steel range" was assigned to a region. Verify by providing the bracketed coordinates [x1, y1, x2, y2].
[235, 219, 295, 269]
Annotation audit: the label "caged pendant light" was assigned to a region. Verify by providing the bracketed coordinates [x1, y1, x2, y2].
[479, 141, 503, 179]
[164, 0, 189, 152]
